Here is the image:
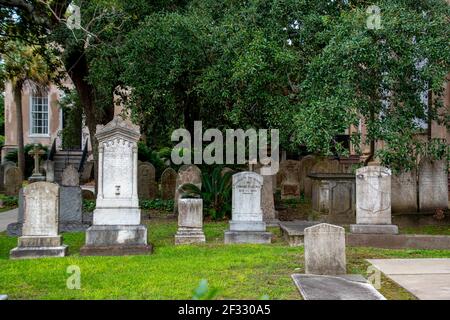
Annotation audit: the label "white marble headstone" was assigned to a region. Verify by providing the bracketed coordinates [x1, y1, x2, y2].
[94, 116, 141, 225]
[232, 171, 263, 222]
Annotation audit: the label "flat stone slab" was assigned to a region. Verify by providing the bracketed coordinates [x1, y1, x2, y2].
[347, 234, 450, 250]
[368, 259, 450, 300]
[279, 220, 321, 246]
[350, 224, 398, 234]
[224, 231, 272, 244]
[291, 274, 386, 300]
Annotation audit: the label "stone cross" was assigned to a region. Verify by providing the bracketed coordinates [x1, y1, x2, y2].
[28, 144, 45, 176]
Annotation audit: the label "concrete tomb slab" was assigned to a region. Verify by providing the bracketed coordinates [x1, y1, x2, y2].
[291, 274, 386, 300]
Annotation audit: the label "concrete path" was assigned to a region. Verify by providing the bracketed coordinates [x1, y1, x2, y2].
[368, 258, 450, 300]
[0, 208, 18, 232]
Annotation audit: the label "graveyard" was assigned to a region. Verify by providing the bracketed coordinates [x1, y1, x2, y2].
[0, 0, 449, 305]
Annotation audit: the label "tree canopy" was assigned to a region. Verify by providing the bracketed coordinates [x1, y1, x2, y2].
[1, 0, 449, 171]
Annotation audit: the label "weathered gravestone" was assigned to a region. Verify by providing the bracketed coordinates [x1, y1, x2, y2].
[391, 169, 418, 213]
[80, 160, 94, 183]
[10, 182, 68, 259]
[0, 161, 16, 192]
[418, 158, 448, 212]
[175, 198, 205, 244]
[61, 165, 79, 186]
[173, 164, 202, 215]
[350, 166, 398, 234]
[60, 166, 84, 231]
[81, 116, 152, 256]
[161, 167, 177, 200]
[298, 155, 318, 198]
[4, 166, 22, 196]
[224, 172, 272, 244]
[279, 160, 301, 199]
[42, 160, 55, 182]
[255, 165, 277, 224]
[304, 223, 346, 275]
[138, 162, 157, 200]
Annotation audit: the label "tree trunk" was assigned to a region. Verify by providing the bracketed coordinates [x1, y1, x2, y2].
[13, 82, 25, 179]
[66, 52, 99, 193]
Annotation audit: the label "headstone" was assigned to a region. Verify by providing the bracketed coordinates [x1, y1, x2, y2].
[224, 172, 272, 244]
[80, 160, 94, 183]
[59, 186, 83, 226]
[0, 161, 16, 192]
[138, 162, 157, 200]
[4, 167, 22, 196]
[391, 169, 418, 213]
[418, 158, 448, 212]
[61, 165, 79, 186]
[304, 223, 346, 275]
[42, 160, 55, 182]
[175, 198, 206, 244]
[279, 160, 301, 199]
[80, 116, 152, 256]
[174, 164, 202, 214]
[255, 166, 277, 223]
[10, 182, 68, 259]
[350, 166, 398, 234]
[298, 155, 318, 198]
[161, 167, 177, 200]
[28, 144, 46, 182]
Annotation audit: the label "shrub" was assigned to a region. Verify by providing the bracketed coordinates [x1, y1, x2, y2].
[0, 194, 18, 207]
[82, 200, 96, 213]
[140, 199, 174, 212]
[201, 166, 232, 220]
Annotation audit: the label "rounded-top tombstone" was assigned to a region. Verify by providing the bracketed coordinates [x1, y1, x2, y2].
[161, 167, 177, 200]
[138, 162, 157, 200]
[61, 165, 79, 186]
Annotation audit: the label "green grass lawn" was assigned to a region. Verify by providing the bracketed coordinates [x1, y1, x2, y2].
[0, 220, 449, 300]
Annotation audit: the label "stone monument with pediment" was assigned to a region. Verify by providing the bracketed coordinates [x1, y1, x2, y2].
[80, 116, 152, 255]
[224, 171, 272, 244]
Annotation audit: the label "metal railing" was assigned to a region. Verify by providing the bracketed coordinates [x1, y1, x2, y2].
[78, 138, 89, 173]
[48, 139, 57, 161]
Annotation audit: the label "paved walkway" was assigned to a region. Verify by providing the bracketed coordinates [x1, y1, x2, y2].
[0, 208, 18, 232]
[368, 258, 450, 300]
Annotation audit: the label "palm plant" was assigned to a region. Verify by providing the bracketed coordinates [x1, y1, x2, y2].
[201, 166, 233, 220]
[0, 41, 57, 174]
